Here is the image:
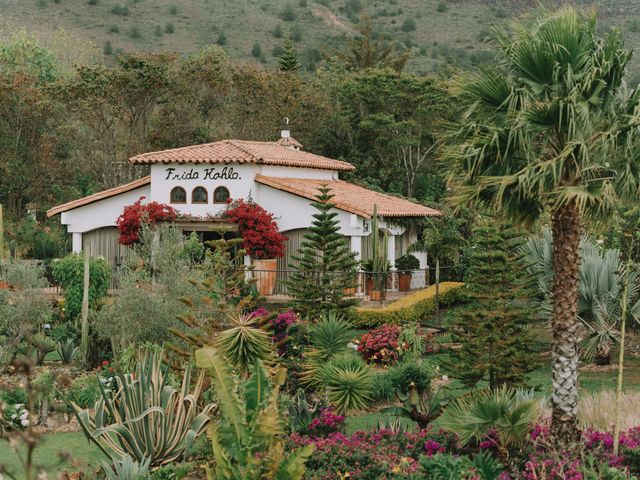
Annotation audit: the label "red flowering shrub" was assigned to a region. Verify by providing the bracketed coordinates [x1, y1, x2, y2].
[225, 199, 287, 259]
[356, 324, 402, 366]
[116, 197, 177, 246]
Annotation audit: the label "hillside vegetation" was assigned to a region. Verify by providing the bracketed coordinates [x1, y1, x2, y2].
[3, 0, 640, 78]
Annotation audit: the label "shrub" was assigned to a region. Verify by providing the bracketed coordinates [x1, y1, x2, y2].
[224, 199, 286, 259]
[436, 1, 447, 13]
[216, 31, 226, 45]
[306, 407, 345, 437]
[168, 4, 178, 15]
[108, 24, 120, 33]
[116, 197, 177, 246]
[165, 22, 175, 34]
[251, 42, 262, 58]
[52, 254, 111, 320]
[280, 2, 296, 21]
[103, 41, 113, 55]
[128, 25, 142, 39]
[401, 18, 416, 32]
[289, 427, 459, 479]
[356, 324, 401, 366]
[1, 260, 47, 289]
[354, 282, 464, 327]
[395, 253, 420, 273]
[67, 374, 101, 409]
[273, 24, 284, 38]
[110, 4, 129, 15]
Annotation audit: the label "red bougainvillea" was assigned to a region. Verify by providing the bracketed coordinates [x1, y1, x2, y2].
[116, 197, 177, 246]
[225, 199, 287, 259]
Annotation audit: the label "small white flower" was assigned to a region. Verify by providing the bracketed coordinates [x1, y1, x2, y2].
[44, 323, 51, 329]
[10, 414, 16, 420]
[20, 419, 29, 427]
[14, 404, 22, 409]
[20, 412, 29, 421]
[441, 375, 449, 382]
[347, 342, 358, 350]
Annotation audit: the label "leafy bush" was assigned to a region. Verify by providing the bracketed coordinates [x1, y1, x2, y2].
[395, 253, 420, 273]
[52, 253, 110, 320]
[67, 373, 101, 409]
[354, 282, 464, 327]
[110, 4, 129, 15]
[0, 260, 47, 289]
[306, 407, 345, 437]
[418, 452, 504, 479]
[356, 323, 401, 366]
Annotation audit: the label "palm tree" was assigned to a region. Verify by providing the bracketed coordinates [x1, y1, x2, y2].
[447, 7, 640, 445]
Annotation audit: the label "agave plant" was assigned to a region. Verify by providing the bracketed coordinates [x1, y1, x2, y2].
[319, 352, 373, 414]
[216, 312, 273, 374]
[283, 389, 320, 434]
[31, 333, 56, 366]
[72, 350, 214, 467]
[195, 346, 314, 480]
[100, 454, 150, 480]
[439, 386, 542, 463]
[382, 385, 448, 429]
[300, 311, 354, 386]
[57, 339, 78, 364]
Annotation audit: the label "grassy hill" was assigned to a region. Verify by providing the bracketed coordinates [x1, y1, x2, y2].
[2, 0, 640, 78]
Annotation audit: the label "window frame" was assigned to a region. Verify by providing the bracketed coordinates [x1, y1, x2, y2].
[191, 186, 209, 204]
[213, 186, 230, 204]
[169, 186, 187, 204]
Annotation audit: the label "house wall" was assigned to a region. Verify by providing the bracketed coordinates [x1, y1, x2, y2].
[60, 185, 151, 233]
[150, 163, 336, 217]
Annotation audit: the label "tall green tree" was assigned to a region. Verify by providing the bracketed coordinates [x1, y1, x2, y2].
[447, 7, 640, 444]
[447, 218, 537, 389]
[278, 36, 301, 72]
[286, 187, 358, 317]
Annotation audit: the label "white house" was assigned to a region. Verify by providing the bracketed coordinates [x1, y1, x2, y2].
[47, 133, 439, 284]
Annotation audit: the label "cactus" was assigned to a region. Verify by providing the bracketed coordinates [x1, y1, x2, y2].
[370, 205, 388, 293]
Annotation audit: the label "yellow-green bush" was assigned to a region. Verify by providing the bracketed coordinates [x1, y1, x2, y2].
[354, 282, 465, 328]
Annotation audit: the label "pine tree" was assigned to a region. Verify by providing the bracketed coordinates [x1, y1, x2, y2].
[278, 36, 301, 72]
[286, 187, 358, 317]
[447, 217, 538, 389]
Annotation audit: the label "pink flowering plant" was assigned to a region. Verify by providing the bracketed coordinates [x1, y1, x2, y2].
[249, 307, 300, 357]
[306, 407, 346, 437]
[289, 427, 459, 480]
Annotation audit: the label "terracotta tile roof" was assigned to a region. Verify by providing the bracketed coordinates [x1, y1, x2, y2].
[275, 136, 303, 149]
[255, 175, 441, 219]
[129, 140, 354, 171]
[47, 176, 151, 217]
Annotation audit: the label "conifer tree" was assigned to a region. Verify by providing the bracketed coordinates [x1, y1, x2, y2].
[447, 217, 537, 389]
[286, 187, 358, 316]
[278, 36, 301, 72]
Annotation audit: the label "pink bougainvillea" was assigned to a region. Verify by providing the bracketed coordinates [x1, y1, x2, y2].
[224, 199, 287, 259]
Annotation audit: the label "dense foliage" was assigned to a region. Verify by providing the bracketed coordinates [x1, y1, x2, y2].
[286, 187, 358, 316]
[51, 253, 111, 320]
[225, 199, 287, 259]
[116, 197, 177, 246]
[447, 218, 538, 389]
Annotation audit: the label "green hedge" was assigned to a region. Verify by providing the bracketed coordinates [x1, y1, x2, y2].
[354, 282, 465, 328]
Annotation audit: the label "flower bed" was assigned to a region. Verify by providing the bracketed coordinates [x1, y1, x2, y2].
[289, 427, 459, 480]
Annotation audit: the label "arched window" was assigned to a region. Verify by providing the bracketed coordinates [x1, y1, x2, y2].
[170, 186, 186, 204]
[192, 186, 208, 204]
[213, 186, 230, 204]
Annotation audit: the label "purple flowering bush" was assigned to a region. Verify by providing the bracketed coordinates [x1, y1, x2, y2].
[249, 307, 299, 356]
[306, 407, 346, 437]
[288, 427, 459, 480]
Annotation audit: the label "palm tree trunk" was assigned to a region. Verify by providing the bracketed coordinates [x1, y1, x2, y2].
[550, 203, 582, 446]
[435, 258, 440, 324]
